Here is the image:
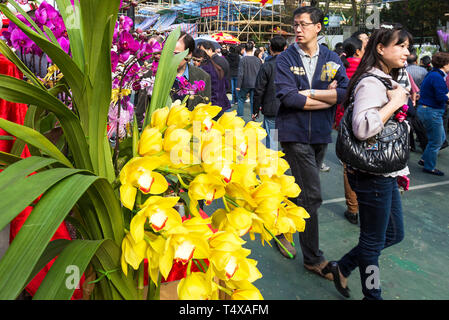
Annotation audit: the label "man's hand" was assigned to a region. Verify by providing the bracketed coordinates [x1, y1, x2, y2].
[251, 113, 259, 120]
[328, 80, 337, 90]
[236, 88, 240, 91]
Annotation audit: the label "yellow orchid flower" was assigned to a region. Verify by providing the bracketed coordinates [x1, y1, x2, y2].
[167, 103, 191, 128]
[138, 127, 163, 156]
[145, 231, 166, 285]
[119, 157, 168, 210]
[188, 174, 226, 206]
[121, 232, 148, 276]
[190, 103, 222, 132]
[217, 110, 245, 131]
[209, 231, 246, 252]
[163, 127, 192, 152]
[140, 196, 183, 233]
[211, 207, 261, 237]
[177, 271, 216, 300]
[111, 88, 131, 104]
[151, 106, 169, 130]
[257, 146, 290, 177]
[261, 175, 301, 199]
[225, 182, 258, 209]
[229, 281, 264, 300]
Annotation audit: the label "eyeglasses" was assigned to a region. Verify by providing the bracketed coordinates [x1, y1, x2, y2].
[192, 58, 203, 63]
[293, 22, 316, 30]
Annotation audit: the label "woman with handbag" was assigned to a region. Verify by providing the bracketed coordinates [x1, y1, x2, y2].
[324, 24, 412, 300]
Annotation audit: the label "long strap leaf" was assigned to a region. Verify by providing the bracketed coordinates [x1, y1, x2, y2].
[0, 118, 72, 168]
[0, 173, 98, 299]
[33, 239, 105, 300]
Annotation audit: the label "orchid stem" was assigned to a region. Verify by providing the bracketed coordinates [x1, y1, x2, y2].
[263, 226, 294, 259]
[216, 283, 233, 297]
[176, 174, 189, 189]
[137, 263, 145, 300]
[222, 196, 231, 212]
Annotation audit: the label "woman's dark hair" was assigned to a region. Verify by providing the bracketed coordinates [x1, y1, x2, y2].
[199, 40, 216, 52]
[245, 42, 254, 52]
[343, 23, 413, 109]
[192, 48, 207, 60]
[420, 55, 432, 71]
[340, 36, 363, 68]
[199, 47, 224, 79]
[431, 52, 449, 69]
[254, 48, 262, 59]
[179, 32, 195, 55]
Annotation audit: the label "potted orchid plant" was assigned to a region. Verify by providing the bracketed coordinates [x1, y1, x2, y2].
[0, 0, 309, 300]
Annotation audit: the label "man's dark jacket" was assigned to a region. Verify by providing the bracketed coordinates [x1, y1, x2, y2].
[135, 65, 211, 126]
[253, 55, 280, 117]
[275, 43, 349, 144]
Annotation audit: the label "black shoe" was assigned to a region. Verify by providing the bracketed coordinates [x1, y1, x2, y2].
[322, 261, 351, 298]
[418, 159, 424, 167]
[422, 168, 444, 176]
[344, 211, 358, 224]
[440, 141, 449, 150]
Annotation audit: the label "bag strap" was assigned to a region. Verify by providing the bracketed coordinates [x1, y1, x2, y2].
[348, 73, 393, 108]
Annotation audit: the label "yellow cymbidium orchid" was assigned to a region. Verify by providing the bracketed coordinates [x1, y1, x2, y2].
[119, 156, 168, 210]
[261, 175, 301, 199]
[211, 207, 261, 237]
[138, 127, 163, 156]
[145, 231, 166, 285]
[166, 103, 191, 128]
[141, 196, 183, 233]
[216, 110, 245, 132]
[188, 174, 226, 206]
[111, 88, 132, 104]
[151, 106, 169, 130]
[256, 146, 290, 178]
[229, 281, 264, 300]
[177, 271, 217, 300]
[121, 232, 148, 276]
[190, 103, 222, 132]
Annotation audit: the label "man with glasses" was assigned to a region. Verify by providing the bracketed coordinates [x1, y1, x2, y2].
[274, 6, 349, 280]
[135, 32, 211, 127]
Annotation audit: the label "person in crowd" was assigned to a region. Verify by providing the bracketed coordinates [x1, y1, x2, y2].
[351, 30, 369, 49]
[341, 36, 365, 78]
[335, 35, 365, 225]
[198, 40, 231, 84]
[191, 48, 205, 68]
[274, 6, 349, 276]
[254, 48, 264, 63]
[416, 51, 449, 176]
[135, 32, 211, 126]
[334, 42, 344, 57]
[420, 55, 432, 72]
[406, 51, 428, 88]
[236, 42, 262, 118]
[252, 36, 287, 149]
[325, 24, 411, 300]
[225, 45, 241, 105]
[198, 41, 232, 119]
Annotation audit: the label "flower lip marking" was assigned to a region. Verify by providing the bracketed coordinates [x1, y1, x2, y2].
[220, 166, 233, 183]
[149, 209, 168, 231]
[205, 189, 216, 205]
[138, 172, 154, 193]
[174, 241, 196, 264]
[225, 256, 238, 279]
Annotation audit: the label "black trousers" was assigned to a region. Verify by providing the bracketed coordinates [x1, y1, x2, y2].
[280, 142, 328, 266]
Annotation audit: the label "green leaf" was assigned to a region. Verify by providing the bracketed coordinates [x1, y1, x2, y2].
[0, 151, 22, 165]
[55, 0, 85, 72]
[132, 114, 139, 158]
[0, 74, 92, 170]
[25, 239, 71, 287]
[144, 27, 187, 128]
[33, 240, 105, 300]
[92, 239, 138, 300]
[0, 118, 72, 168]
[6, 0, 46, 38]
[0, 173, 98, 299]
[0, 167, 85, 231]
[0, 156, 58, 190]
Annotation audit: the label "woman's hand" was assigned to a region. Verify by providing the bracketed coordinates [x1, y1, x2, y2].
[387, 85, 409, 108]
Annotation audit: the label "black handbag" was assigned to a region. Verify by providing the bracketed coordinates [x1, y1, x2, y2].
[335, 73, 410, 174]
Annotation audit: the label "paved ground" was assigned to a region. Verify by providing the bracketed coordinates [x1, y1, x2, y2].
[1, 100, 448, 300]
[211, 102, 449, 300]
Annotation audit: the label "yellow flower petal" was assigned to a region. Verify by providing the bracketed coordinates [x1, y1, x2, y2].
[151, 106, 169, 130]
[138, 127, 163, 156]
[120, 183, 137, 210]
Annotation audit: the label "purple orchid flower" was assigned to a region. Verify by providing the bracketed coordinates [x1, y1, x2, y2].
[10, 28, 34, 52]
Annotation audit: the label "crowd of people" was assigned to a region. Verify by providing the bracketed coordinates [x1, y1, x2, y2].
[133, 5, 449, 300]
